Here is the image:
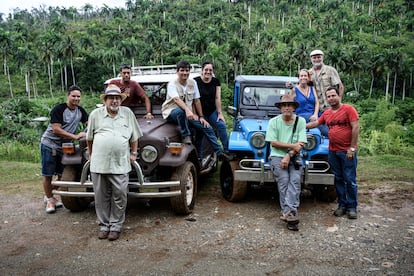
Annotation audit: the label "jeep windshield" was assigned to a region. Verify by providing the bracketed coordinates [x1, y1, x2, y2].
[242, 86, 292, 107]
[240, 86, 292, 118]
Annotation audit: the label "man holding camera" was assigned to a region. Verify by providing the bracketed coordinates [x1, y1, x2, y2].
[266, 94, 307, 231]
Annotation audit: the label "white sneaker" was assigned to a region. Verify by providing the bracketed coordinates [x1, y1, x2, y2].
[44, 196, 63, 208]
[45, 199, 56, 213]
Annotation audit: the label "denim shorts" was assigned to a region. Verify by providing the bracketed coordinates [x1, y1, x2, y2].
[41, 144, 64, 177]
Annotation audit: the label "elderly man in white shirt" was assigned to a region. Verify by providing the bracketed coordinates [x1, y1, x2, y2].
[87, 84, 142, 241]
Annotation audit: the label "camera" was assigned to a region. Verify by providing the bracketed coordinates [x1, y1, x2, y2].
[291, 154, 302, 170]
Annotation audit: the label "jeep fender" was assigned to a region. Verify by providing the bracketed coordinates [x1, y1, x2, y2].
[61, 149, 82, 165]
[158, 144, 197, 167]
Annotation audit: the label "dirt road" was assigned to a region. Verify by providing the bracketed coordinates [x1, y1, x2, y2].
[1, 179, 413, 275]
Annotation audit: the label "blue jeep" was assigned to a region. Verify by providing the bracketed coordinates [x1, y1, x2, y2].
[220, 75, 335, 202]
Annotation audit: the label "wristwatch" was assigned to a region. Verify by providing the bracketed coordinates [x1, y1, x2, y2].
[349, 147, 356, 152]
[131, 151, 138, 156]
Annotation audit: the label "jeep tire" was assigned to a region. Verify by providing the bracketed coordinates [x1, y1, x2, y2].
[59, 165, 92, 212]
[220, 160, 247, 202]
[312, 185, 337, 202]
[170, 161, 197, 215]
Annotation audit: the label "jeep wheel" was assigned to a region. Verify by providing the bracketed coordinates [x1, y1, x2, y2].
[312, 185, 337, 202]
[59, 166, 92, 212]
[170, 162, 197, 215]
[220, 160, 247, 202]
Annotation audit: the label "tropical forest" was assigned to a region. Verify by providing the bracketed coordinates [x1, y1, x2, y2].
[0, 0, 413, 161]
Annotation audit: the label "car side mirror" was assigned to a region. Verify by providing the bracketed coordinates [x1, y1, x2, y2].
[227, 106, 237, 117]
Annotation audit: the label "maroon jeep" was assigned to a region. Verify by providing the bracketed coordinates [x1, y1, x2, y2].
[52, 65, 217, 215]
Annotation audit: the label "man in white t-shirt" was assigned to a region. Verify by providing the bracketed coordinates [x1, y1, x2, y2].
[161, 60, 229, 160]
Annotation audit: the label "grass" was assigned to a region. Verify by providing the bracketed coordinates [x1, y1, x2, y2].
[0, 161, 43, 195]
[357, 155, 414, 189]
[1, 155, 413, 197]
[0, 142, 40, 163]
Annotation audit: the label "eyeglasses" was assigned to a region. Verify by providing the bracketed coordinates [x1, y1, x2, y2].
[106, 95, 121, 101]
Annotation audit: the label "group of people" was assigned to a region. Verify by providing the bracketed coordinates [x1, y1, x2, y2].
[40, 49, 359, 237]
[40, 60, 230, 241]
[267, 49, 359, 231]
[161, 60, 230, 160]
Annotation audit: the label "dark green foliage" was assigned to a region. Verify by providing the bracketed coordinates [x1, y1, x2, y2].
[0, 0, 413, 161]
[0, 98, 42, 143]
[0, 95, 98, 144]
[358, 99, 399, 134]
[0, 95, 99, 162]
[405, 123, 414, 145]
[394, 98, 414, 126]
[0, 0, 412, 100]
[356, 97, 414, 156]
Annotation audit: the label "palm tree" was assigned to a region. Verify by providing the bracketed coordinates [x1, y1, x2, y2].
[190, 30, 209, 57]
[117, 36, 139, 67]
[228, 38, 248, 78]
[203, 42, 230, 83]
[81, 3, 93, 19]
[59, 35, 79, 86]
[38, 31, 61, 97]
[97, 48, 122, 77]
[344, 44, 367, 94]
[0, 29, 14, 97]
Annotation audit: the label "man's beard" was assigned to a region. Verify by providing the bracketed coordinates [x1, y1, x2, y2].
[109, 105, 119, 112]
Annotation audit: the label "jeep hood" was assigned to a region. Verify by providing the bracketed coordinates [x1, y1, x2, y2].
[137, 118, 181, 144]
[239, 118, 269, 134]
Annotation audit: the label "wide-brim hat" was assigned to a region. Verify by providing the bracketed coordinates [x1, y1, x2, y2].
[274, 94, 299, 108]
[100, 84, 127, 101]
[310, 49, 324, 56]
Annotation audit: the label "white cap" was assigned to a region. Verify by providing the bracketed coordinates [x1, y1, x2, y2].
[310, 49, 324, 56]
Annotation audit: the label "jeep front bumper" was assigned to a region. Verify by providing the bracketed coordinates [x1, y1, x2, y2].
[234, 159, 335, 185]
[52, 161, 182, 198]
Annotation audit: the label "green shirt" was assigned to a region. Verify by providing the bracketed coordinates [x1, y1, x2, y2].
[87, 106, 143, 174]
[265, 115, 307, 158]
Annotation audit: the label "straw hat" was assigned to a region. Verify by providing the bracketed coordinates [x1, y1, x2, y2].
[100, 84, 127, 101]
[274, 94, 299, 108]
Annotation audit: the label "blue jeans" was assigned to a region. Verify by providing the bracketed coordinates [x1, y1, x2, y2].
[167, 108, 192, 137]
[270, 156, 302, 215]
[167, 108, 222, 154]
[40, 143, 64, 177]
[328, 151, 358, 211]
[205, 110, 229, 152]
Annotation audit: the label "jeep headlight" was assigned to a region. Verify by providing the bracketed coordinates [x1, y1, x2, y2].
[141, 145, 158, 163]
[304, 134, 317, 151]
[250, 132, 266, 149]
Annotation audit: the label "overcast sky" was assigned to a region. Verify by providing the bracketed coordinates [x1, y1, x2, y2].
[0, 0, 123, 16]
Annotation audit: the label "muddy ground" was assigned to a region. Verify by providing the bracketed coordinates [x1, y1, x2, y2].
[0, 178, 413, 275]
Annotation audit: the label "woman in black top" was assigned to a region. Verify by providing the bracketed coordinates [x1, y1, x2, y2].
[194, 62, 229, 153]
